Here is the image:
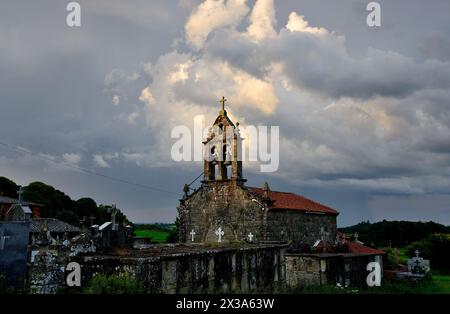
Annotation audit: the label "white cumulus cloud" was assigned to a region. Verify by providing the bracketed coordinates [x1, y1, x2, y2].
[185, 0, 249, 49]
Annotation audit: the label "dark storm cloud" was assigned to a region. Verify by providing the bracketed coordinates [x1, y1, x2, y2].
[1, 0, 450, 226]
[0, 0, 192, 222]
[205, 26, 450, 100]
[418, 34, 450, 62]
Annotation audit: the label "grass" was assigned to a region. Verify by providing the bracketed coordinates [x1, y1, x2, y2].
[380, 246, 409, 265]
[82, 274, 145, 294]
[367, 274, 450, 294]
[134, 229, 170, 243]
[291, 274, 450, 294]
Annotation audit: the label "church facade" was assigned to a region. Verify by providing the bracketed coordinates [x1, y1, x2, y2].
[178, 101, 338, 247]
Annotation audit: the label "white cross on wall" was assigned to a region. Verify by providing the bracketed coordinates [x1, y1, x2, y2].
[190, 229, 196, 242]
[319, 227, 325, 240]
[215, 227, 224, 243]
[247, 232, 254, 242]
[0, 235, 11, 250]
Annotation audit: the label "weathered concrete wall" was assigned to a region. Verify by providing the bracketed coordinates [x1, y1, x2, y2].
[266, 211, 337, 245]
[29, 244, 287, 294]
[0, 221, 30, 287]
[286, 253, 384, 288]
[29, 249, 66, 294]
[28, 239, 97, 293]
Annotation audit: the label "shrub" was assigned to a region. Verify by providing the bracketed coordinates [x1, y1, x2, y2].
[406, 233, 450, 271]
[166, 229, 179, 243]
[82, 273, 145, 294]
[0, 273, 25, 294]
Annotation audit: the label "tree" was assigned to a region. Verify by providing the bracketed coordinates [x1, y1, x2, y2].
[340, 220, 450, 247]
[23, 182, 73, 218]
[406, 233, 450, 271]
[1, 176, 132, 227]
[74, 198, 98, 223]
[166, 217, 180, 243]
[0, 177, 19, 198]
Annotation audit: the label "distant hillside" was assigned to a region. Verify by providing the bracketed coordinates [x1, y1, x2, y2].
[340, 220, 450, 247]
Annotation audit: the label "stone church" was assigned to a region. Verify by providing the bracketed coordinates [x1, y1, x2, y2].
[178, 100, 338, 247]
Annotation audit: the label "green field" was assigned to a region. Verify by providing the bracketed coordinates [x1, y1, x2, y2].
[134, 229, 170, 243]
[370, 274, 450, 294]
[292, 274, 450, 294]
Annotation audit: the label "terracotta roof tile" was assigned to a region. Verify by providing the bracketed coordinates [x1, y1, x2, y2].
[0, 196, 44, 207]
[30, 218, 80, 233]
[249, 187, 339, 215]
[347, 241, 386, 255]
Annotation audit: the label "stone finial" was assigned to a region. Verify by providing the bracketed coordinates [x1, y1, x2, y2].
[17, 186, 25, 205]
[109, 204, 118, 231]
[183, 183, 190, 198]
[262, 181, 270, 200]
[63, 226, 69, 240]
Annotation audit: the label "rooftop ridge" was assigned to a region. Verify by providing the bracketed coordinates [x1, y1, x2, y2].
[248, 186, 339, 215]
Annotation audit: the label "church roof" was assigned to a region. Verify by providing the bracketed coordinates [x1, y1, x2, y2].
[336, 231, 385, 255]
[29, 218, 80, 233]
[0, 195, 44, 207]
[347, 241, 385, 255]
[249, 187, 339, 216]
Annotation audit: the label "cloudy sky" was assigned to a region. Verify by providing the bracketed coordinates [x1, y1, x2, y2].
[1, 0, 450, 226]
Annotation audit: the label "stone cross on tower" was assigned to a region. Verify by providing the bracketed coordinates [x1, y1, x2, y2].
[215, 227, 224, 243]
[247, 232, 254, 242]
[219, 96, 227, 112]
[18, 186, 25, 205]
[354, 232, 359, 241]
[89, 215, 95, 226]
[414, 249, 420, 258]
[109, 204, 119, 231]
[190, 229, 196, 242]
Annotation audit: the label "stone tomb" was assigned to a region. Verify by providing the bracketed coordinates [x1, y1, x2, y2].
[407, 250, 430, 274]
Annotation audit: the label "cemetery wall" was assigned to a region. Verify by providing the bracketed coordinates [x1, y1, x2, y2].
[29, 243, 287, 294]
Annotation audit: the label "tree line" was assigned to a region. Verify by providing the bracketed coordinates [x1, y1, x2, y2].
[340, 220, 450, 247]
[0, 176, 130, 227]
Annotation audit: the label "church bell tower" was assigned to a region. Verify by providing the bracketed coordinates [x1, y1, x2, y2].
[202, 97, 245, 184]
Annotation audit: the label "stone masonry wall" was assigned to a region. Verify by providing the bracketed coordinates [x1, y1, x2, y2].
[266, 211, 337, 245]
[29, 244, 287, 294]
[179, 182, 337, 246]
[286, 253, 384, 288]
[179, 182, 267, 243]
